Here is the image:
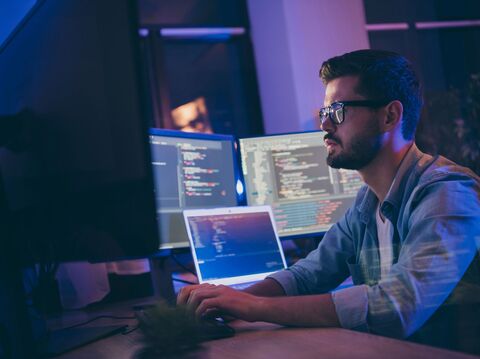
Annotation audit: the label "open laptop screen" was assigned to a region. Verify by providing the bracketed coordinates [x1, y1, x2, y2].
[184, 206, 287, 286]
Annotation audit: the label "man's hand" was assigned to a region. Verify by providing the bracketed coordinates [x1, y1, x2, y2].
[177, 284, 265, 322]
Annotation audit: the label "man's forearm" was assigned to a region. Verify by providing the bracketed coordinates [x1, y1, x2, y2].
[255, 293, 341, 327]
[244, 278, 341, 327]
[243, 277, 286, 297]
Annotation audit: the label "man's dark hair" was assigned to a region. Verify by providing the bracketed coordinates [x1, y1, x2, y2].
[320, 49, 422, 140]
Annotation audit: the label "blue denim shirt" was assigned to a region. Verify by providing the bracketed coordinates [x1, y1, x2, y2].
[269, 144, 480, 347]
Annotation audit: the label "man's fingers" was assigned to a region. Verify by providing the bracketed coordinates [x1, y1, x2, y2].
[196, 297, 222, 318]
[177, 283, 217, 306]
[186, 285, 221, 310]
[177, 285, 198, 305]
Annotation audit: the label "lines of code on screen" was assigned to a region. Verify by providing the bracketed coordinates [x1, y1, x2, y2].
[187, 212, 285, 280]
[240, 132, 363, 237]
[150, 135, 238, 248]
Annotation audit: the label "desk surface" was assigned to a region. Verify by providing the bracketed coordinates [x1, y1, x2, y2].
[52, 302, 478, 359]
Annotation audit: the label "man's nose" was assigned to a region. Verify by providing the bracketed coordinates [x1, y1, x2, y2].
[320, 114, 336, 133]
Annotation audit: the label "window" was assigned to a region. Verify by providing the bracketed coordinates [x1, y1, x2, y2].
[136, 0, 264, 137]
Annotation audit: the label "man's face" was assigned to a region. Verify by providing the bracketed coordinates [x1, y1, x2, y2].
[321, 76, 383, 170]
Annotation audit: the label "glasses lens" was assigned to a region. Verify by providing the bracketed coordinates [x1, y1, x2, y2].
[331, 103, 344, 124]
[319, 103, 345, 125]
[319, 108, 329, 124]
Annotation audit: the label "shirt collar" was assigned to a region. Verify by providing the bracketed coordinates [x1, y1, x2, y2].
[357, 143, 425, 223]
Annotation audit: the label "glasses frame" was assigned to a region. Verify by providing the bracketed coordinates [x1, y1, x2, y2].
[319, 100, 390, 125]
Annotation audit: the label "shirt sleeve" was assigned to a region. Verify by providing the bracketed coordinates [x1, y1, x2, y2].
[267, 269, 299, 296]
[269, 204, 359, 295]
[331, 284, 369, 330]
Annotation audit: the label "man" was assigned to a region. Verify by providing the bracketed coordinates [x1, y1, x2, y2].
[178, 49, 480, 353]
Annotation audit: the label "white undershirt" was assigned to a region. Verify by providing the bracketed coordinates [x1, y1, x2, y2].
[376, 204, 394, 278]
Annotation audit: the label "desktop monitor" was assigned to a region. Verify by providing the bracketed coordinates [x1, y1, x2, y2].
[239, 131, 364, 238]
[149, 129, 243, 249]
[0, 0, 159, 263]
[0, 1, 161, 357]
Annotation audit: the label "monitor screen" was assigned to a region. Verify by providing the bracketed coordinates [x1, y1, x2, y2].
[149, 129, 242, 249]
[239, 131, 364, 238]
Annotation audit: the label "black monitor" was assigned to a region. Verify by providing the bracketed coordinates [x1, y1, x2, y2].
[0, 0, 159, 263]
[239, 131, 364, 238]
[0, 0, 161, 357]
[149, 129, 243, 249]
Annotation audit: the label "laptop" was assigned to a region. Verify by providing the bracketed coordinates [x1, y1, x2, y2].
[183, 206, 287, 289]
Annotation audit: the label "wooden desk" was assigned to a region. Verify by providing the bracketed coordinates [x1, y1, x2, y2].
[54, 313, 478, 359]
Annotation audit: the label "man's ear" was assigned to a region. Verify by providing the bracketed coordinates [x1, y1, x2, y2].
[382, 100, 403, 131]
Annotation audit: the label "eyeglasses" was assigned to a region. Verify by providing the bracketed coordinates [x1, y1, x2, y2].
[319, 100, 390, 125]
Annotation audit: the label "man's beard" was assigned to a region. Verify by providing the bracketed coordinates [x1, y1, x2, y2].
[325, 123, 383, 170]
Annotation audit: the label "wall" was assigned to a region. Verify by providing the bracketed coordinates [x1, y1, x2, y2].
[247, 0, 369, 134]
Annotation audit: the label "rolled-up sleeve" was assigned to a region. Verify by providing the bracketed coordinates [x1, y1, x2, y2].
[270, 205, 357, 296]
[332, 284, 369, 330]
[267, 269, 299, 296]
